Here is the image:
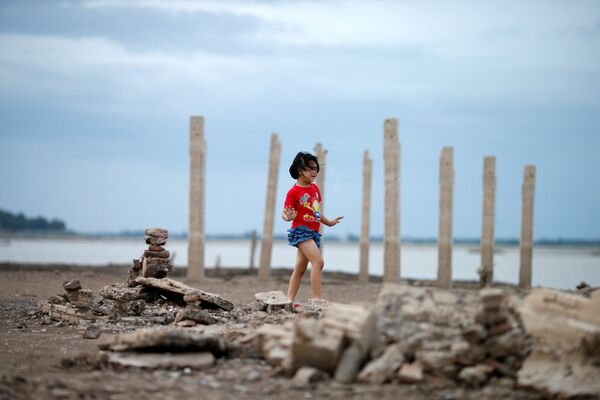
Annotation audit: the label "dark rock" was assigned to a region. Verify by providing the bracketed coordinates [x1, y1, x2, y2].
[83, 325, 101, 339]
[175, 308, 218, 325]
[144, 250, 170, 259]
[63, 280, 82, 292]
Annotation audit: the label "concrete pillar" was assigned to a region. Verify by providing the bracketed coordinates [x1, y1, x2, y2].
[519, 165, 536, 289]
[258, 133, 282, 281]
[359, 150, 372, 283]
[314, 143, 327, 243]
[188, 116, 206, 281]
[383, 118, 400, 283]
[249, 230, 257, 270]
[437, 147, 454, 287]
[480, 156, 496, 286]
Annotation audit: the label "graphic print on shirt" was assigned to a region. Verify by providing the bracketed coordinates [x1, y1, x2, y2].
[299, 192, 320, 222]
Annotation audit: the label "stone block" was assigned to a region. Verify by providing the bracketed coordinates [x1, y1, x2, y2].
[256, 323, 294, 371]
[148, 245, 165, 252]
[397, 363, 424, 383]
[320, 303, 377, 353]
[141, 257, 172, 278]
[292, 324, 344, 373]
[334, 343, 364, 383]
[255, 291, 292, 313]
[144, 227, 168, 238]
[293, 366, 328, 387]
[357, 343, 404, 384]
[63, 280, 82, 292]
[144, 228, 168, 246]
[99, 284, 143, 302]
[143, 249, 170, 259]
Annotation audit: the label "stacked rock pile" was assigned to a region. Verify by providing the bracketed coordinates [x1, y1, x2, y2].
[47, 279, 92, 309]
[128, 228, 172, 285]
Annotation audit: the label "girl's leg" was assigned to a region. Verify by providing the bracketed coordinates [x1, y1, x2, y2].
[287, 248, 309, 301]
[297, 240, 325, 299]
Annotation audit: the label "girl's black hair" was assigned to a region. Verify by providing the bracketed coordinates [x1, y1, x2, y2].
[289, 151, 320, 179]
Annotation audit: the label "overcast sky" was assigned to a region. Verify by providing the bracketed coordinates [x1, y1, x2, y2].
[0, 0, 599, 239]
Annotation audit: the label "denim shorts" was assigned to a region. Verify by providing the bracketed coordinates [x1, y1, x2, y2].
[287, 225, 321, 249]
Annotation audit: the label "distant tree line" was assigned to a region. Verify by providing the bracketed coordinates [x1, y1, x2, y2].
[0, 209, 66, 232]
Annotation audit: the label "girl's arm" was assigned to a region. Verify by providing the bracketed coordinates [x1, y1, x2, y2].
[321, 214, 344, 227]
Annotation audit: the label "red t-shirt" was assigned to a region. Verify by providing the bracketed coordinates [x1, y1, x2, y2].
[284, 183, 322, 232]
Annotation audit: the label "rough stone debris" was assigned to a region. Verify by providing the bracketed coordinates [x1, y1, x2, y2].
[459, 364, 493, 387]
[255, 291, 292, 313]
[256, 322, 295, 371]
[175, 307, 218, 325]
[97, 327, 228, 356]
[184, 287, 234, 311]
[516, 288, 600, 398]
[365, 283, 531, 384]
[33, 246, 600, 398]
[255, 302, 377, 382]
[292, 366, 328, 387]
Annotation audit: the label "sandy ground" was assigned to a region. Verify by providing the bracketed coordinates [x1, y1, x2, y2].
[0, 263, 544, 400]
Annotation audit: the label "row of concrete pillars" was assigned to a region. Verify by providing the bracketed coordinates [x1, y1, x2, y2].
[187, 116, 536, 289]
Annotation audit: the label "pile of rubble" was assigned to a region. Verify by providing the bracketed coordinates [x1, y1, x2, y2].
[38, 228, 235, 328]
[255, 285, 530, 388]
[36, 228, 600, 398]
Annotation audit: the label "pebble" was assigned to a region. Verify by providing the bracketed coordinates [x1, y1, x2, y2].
[245, 370, 261, 382]
[82, 325, 101, 339]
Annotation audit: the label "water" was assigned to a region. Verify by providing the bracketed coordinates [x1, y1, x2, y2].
[0, 238, 598, 290]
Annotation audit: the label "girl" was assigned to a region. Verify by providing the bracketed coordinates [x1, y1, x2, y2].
[282, 151, 344, 303]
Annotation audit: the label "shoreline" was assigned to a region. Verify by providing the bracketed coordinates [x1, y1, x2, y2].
[0, 261, 530, 291]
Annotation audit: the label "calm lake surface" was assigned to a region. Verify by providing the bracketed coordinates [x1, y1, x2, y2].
[1, 238, 598, 290]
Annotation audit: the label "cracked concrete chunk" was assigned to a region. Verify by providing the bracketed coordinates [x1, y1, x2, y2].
[517, 288, 600, 397]
[255, 291, 292, 313]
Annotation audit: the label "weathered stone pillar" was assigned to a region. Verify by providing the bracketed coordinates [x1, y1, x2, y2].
[519, 165, 536, 289]
[249, 230, 257, 270]
[188, 116, 206, 281]
[479, 156, 496, 286]
[258, 133, 281, 281]
[359, 150, 372, 283]
[314, 143, 327, 248]
[437, 147, 454, 287]
[383, 118, 400, 283]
